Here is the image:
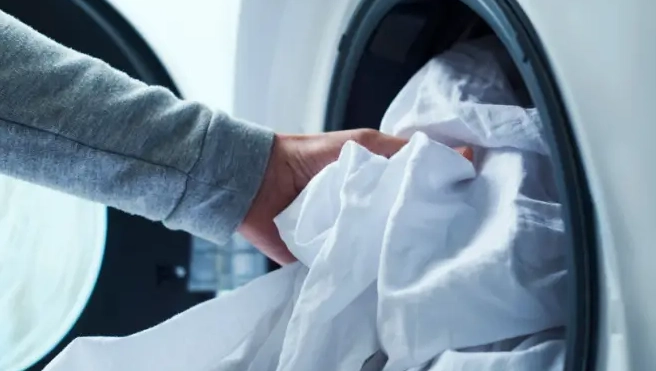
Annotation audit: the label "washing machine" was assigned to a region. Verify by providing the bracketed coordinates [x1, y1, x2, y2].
[2, 0, 655, 370]
[228, 0, 653, 370]
[0, 1, 214, 370]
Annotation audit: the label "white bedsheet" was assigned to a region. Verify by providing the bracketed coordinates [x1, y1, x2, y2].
[44, 36, 567, 371]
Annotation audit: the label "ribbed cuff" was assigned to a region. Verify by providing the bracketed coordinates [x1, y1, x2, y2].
[164, 113, 274, 244]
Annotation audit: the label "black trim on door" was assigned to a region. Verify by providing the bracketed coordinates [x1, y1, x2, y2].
[488, 1, 599, 369]
[325, 1, 598, 370]
[69, 0, 180, 95]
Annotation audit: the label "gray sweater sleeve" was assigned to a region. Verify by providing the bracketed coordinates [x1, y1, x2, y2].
[0, 10, 274, 244]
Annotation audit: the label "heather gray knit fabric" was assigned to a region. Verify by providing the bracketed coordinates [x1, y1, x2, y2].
[0, 10, 274, 244]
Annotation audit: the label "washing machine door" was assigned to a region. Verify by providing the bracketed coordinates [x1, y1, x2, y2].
[515, 0, 656, 370]
[322, 0, 652, 369]
[0, 1, 212, 370]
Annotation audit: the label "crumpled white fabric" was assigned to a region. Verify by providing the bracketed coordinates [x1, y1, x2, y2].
[44, 36, 566, 371]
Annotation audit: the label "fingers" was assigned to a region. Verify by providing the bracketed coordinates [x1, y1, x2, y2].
[369, 135, 409, 158]
[264, 233, 297, 265]
[349, 129, 473, 162]
[239, 221, 297, 265]
[240, 129, 473, 268]
[348, 129, 408, 158]
[455, 146, 474, 162]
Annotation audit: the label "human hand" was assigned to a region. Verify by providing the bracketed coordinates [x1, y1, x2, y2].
[238, 129, 472, 264]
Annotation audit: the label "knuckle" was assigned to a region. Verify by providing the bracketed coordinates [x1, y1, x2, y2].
[352, 128, 379, 144]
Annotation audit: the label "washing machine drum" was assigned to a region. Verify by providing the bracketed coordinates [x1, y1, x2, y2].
[324, 1, 596, 371]
[0, 1, 209, 370]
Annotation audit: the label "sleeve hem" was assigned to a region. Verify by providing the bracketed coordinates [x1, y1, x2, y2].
[164, 115, 274, 243]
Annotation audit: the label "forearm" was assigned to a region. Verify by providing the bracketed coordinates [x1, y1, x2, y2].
[0, 10, 273, 243]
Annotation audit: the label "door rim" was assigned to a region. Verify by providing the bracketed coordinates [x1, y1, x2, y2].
[324, 1, 599, 369]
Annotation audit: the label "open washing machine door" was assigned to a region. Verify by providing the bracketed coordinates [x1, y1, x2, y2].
[0, 1, 212, 370]
[325, 0, 603, 370]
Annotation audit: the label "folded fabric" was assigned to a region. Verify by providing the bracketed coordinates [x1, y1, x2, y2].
[44, 36, 566, 371]
[425, 328, 565, 371]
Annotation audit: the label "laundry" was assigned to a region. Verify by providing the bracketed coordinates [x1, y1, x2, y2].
[43, 36, 567, 371]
